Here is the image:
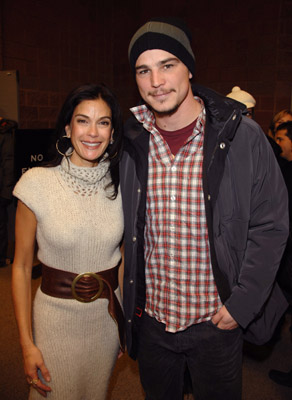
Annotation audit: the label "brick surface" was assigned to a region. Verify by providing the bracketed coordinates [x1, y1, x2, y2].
[20, 106, 38, 121]
[258, 95, 275, 110]
[26, 91, 49, 107]
[0, 0, 290, 129]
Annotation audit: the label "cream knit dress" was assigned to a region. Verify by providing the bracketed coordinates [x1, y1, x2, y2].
[13, 157, 124, 400]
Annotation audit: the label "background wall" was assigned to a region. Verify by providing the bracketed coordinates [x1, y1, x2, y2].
[0, 0, 291, 133]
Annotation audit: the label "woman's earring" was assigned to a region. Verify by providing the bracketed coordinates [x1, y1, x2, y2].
[56, 135, 74, 157]
[108, 135, 117, 158]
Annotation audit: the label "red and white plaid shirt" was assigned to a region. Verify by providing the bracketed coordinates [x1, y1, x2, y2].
[131, 98, 222, 333]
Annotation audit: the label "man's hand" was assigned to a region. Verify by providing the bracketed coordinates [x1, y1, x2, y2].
[211, 305, 239, 330]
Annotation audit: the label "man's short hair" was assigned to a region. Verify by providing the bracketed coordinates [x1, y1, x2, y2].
[270, 109, 292, 136]
[276, 121, 292, 141]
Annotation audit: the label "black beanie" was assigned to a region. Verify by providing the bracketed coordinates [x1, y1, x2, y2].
[128, 17, 195, 75]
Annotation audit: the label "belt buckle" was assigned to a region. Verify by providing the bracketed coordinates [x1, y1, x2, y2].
[71, 272, 104, 303]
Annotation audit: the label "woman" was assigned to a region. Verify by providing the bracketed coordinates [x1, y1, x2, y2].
[12, 83, 124, 399]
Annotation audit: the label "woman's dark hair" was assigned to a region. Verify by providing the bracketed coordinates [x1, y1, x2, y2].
[49, 83, 123, 198]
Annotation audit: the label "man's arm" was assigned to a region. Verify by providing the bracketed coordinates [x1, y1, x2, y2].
[222, 124, 289, 329]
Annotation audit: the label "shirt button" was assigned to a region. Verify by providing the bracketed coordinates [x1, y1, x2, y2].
[170, 225, 175, 232]
[232, 114, 237, 120]
[220, 142, 226, 149]
[132, 236, 137, 242]
[171, 166, 177, 172]
[171, 195, 176, 201]
[129, 280, 134, 284]
[137, 188, 141, 193]
[208, 194, 211, 201]
[128, 319, 132, 323]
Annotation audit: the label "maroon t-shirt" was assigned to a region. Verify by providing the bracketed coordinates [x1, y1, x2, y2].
[155, 119, 197, 155]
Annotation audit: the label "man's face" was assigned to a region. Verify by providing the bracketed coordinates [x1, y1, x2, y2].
[244, 107, 254, 119]
[135, 49, 192, 116]
[275, 114, 292, 130]
[275, 129, 292, 161]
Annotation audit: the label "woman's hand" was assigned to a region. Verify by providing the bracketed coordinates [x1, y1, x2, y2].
[117, 348, 125, 359]
[23, 344, 51, 397]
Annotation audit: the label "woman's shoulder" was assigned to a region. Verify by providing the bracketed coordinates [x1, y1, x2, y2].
[20, 165, 57, 180]
[14, 166, 58, 193]
[13, 166, 60, 211]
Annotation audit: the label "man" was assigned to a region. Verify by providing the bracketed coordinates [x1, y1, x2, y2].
[269, 109, 292, 138]
[120, 17, 289, 400]
[0, 117, 15, 267]
[269, 121, 292, 389]
[226, 86, 256, 119]
[274, 121, 292, 271]
[267, 111, 292, 168]
[275, 121, 292, 163]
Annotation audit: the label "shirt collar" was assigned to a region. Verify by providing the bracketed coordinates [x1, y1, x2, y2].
[130, 97, 206, 135]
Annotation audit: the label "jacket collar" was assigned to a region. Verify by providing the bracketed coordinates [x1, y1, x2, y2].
[124, 83, 245, 208]
[125, 83, 245, 140]
[191, 83, 245, 143]
[194, 83, 244, 206]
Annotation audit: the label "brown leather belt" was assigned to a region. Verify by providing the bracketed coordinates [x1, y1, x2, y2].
[40, 261, 125, 352]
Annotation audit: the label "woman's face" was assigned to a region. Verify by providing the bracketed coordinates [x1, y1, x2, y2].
[65, 98, 113, 168]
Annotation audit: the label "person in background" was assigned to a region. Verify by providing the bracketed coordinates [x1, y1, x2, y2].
[268, 109, 292, 138]
[12, 83, 124, 399]
[120, 17, 289, 400]
[226, 86, 256, 119]
[267, 110, 292, 176]
[0, 117, 16, 267]
[275, 121, 292, 166]
[269, 121, 292, 388]
[274, 121, 292, 299]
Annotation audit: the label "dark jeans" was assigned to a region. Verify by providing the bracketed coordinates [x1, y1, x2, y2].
[138, 313, 243, 400]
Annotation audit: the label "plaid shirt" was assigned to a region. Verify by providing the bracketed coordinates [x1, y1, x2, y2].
[131, 98, 222, 333]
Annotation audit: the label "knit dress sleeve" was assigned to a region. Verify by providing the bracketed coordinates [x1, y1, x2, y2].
[13, 167, 49, 218]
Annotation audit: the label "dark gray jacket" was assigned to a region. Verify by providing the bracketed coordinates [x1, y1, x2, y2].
[0, 120, 15, 201]
[120, 84, 289, 359]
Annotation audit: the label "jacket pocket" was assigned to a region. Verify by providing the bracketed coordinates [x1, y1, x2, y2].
[214, 220, 248, 285]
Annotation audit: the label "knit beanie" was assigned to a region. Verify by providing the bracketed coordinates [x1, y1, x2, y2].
[226, 86, 256, 108]
[128, 17, 195, 75]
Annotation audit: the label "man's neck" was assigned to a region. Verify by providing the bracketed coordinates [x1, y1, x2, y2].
[154, 93, 201, 132]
